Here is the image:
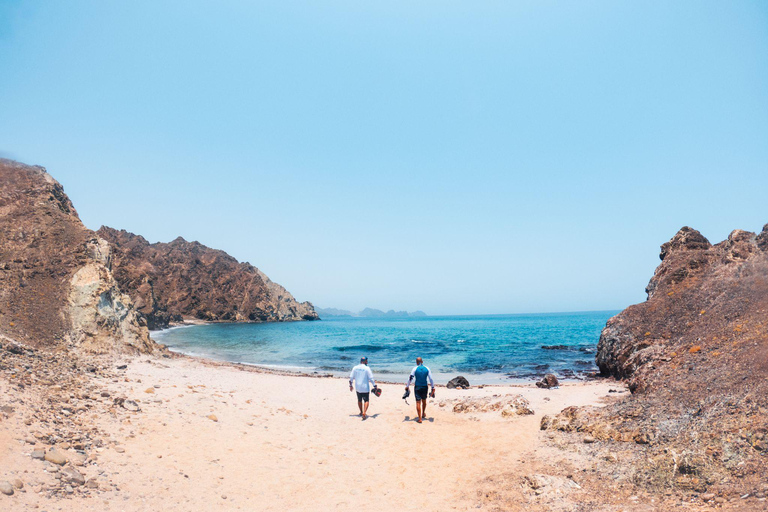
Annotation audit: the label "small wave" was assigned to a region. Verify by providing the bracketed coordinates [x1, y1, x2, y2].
[333, 344, 386, 352]
[411, 339, 429, 344]
[457, 339, 466, 343]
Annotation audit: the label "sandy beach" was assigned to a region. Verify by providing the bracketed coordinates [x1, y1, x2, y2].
[0, 354, 620, 511]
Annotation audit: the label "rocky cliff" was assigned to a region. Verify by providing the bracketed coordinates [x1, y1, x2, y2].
[596, 225, 768, 390]
[96, 227, 318, 329]
[0, 160, 155, 353]
[543, 225, 768, 500]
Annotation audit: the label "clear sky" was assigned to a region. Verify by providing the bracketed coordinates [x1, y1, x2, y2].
[1, 1, 767, 315]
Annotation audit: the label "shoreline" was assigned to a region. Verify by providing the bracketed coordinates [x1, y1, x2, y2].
[150, 320, 603, 386]
[165, 348, 608, 387]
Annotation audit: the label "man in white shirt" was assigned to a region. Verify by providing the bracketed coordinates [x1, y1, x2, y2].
[349, 356, 376, 420]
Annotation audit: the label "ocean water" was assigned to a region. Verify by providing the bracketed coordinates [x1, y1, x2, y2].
[152, 311, 617, 384]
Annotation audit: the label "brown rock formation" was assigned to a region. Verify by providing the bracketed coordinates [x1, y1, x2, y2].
[596, 225, 768, 384]
[96, 226, 318, 329]
[0, 159, 155, 353]
[543, 225, 768, 497]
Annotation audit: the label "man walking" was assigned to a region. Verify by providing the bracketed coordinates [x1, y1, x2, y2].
[405, 357, 435, 423]
[349, 356, 376, 420]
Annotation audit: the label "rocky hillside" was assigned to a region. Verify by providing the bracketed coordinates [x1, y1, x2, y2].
[96, 227, 318, 329]
[543, 225, 768, 503]
[0, 160, 155, 353]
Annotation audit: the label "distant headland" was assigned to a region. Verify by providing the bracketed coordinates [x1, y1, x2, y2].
[315, 307, 427, 318]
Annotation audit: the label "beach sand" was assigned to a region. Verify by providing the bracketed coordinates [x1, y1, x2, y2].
[1, 355, 620, 511]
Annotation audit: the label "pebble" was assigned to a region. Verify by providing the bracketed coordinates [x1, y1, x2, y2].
[114, 446, 125, 453]
[583, 436, 596, 444]
[11, 479, 23, 490]
[31, 450, 45, 460]
[207, 414, 218, 422]
[0, 481, 14, 496]
[702, 493, 715, 501]
[61, 466, 85, 486]
[44, 447, 68, 465]
[145, 388, 155, 394]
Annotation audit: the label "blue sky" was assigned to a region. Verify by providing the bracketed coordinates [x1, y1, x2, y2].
[1, 1, 767, 315]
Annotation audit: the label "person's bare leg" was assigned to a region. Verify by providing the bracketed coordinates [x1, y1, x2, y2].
[358, 400, 363, 416]
[416, 401, 423, 423]
[422, 399, 427, 419]
[362, 400, 369, 420]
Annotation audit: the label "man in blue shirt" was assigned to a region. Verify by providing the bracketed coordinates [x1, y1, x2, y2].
[405, 357, 435, 424]
[349, 356, 376, 420]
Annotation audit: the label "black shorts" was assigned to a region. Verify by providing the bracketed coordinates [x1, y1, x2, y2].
[414, 386, 429, 401]
[356, 392, 370, 402]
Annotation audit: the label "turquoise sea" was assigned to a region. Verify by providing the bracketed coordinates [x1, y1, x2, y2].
[153, 311, 617, 384]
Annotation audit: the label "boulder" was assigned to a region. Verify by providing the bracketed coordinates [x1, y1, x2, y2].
[535, 374, 559, 389]
[446, 376, 470, 389]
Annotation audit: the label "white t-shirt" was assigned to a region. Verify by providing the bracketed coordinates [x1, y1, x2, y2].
[349, 364, 375, 392]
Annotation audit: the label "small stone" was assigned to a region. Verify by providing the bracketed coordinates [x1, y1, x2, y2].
[44, 447, 68, 465]
[221, 495, 227, 499]
[61, 466, 85, 486]
[702, 493, 715, 501]
[68, 451, 87, 466]
[145, 388, 155, 394]
[121, 400, 140, 412]
[0, 481, 14, 495]
[207, 414, 218, 422]
[65, 484, 74, 494]
[114, 446, 125, 453]
[100, 391, 110, 398]
[11, 479, 23, 489]
[31, 450, 45, 460]
[85, 479, 99, 489]
[583, 436, 596, 444]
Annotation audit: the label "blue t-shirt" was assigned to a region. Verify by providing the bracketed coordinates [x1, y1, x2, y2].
[409, 365, 434, 387]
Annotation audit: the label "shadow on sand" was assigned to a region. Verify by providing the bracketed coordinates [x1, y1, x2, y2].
[349, 413, 380, 420]
[403, 415, 434, 423]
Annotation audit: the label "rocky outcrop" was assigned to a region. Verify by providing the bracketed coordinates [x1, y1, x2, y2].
[544, 225, 768, 497]
[0, 159, 155, 353]
[596, 225, 768, 383]
[96, 227, 318, 329]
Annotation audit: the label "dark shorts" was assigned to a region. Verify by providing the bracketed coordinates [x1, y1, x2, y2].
[414, 386, 429, 401]
[356, 391, 370, 402]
